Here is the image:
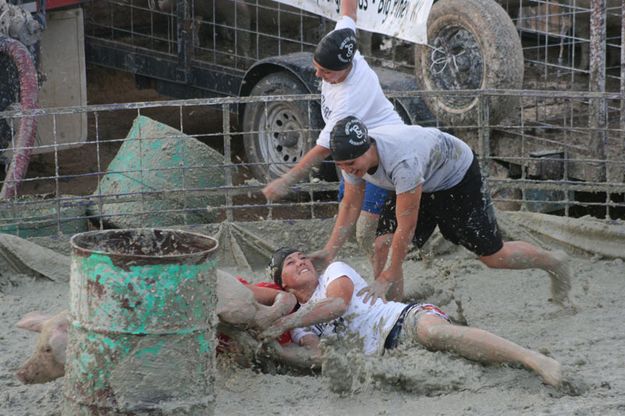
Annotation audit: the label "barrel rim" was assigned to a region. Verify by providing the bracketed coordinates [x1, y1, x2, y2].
[70, 228, 219, 260]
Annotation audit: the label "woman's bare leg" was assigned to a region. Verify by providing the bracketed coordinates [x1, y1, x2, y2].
[414, 315, 562, 387]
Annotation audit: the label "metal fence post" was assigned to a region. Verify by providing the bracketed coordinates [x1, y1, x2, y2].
[478, 92, 491, 178]
[222, 103, 234, 221]
[589, 0, 607, 183]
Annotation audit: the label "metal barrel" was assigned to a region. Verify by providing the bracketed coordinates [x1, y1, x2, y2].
[63, 229, 218, 416]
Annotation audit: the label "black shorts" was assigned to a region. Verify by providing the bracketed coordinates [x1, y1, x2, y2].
[376, 155, 503, 257]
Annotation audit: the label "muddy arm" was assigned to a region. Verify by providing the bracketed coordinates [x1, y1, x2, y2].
[263, 336, 321, 370]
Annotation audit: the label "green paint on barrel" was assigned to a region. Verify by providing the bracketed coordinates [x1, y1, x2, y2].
[63, 229, 218, 416]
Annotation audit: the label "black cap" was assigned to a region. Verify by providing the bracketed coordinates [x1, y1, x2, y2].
[330, 116, 370, 161]
[268, 247, 298, 287]
[314, 28, 357, 71]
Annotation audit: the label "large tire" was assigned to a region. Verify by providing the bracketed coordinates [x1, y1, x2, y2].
[242, 72, 323, 182]
[415, 0, 523, 125]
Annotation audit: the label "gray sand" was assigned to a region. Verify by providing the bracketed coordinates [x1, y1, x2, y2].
[1, 221, 625, 415]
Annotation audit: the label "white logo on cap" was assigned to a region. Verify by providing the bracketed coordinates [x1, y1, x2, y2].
[345, 120, 367, 146]
[338, 36, 355, 63]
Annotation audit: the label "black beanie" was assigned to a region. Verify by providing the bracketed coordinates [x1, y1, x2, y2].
[314, 28, 357, 71]
[268, 247, 298, 287]
[330, 116, 370, 161]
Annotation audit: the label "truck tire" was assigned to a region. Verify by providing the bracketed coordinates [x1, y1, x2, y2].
[242, 72, 323, 182]
[415, 0, 523, 125]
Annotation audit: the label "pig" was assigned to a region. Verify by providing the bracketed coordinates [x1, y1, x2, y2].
[15, 270, 296, 384]
[15, 311, 69, 384]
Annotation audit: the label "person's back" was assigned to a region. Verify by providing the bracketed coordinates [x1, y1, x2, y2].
[342, 124, 474, 193]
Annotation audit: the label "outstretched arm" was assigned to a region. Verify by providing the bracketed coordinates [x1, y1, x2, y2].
[359, 186, 421, 303]
[262, 145, 331, 201]
[341, 0, 358, 21]
[379, 186, 421, 299]
[260, 276, 354, 340]
[316, 180, 365, 267]
[264, 335, 322, 369]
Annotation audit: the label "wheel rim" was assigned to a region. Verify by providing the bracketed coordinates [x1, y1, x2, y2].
[256, 101, 309, 178]
[428, 25, 483, 110]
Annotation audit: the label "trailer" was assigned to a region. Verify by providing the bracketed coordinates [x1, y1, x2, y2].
[1, 0, 623, 208]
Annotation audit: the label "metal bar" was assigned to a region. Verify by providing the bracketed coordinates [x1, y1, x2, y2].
[620, 0, 625, 185]
[176, 0, 192, 83]
[478, 95, 491, 177]
[589, 0, 607, 182]
[222, 103, 234, 221]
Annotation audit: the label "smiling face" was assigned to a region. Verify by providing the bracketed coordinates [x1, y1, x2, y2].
[313, 59, 351, 84]
[335, 150, 374, 178]
[280, 251, 318, 291]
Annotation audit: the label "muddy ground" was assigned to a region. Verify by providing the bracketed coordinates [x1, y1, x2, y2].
[1, 217, 625, 415]
[1, 67, 624, 415]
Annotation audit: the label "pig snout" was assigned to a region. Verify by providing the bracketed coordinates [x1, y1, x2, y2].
[16, 348, 66, 384]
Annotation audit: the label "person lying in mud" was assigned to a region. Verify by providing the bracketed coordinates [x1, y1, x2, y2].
[260, 248, 563, 388]
[262, 0, 404, 263]
[311, 116, 572, 306]
[14, 272, 299, 384]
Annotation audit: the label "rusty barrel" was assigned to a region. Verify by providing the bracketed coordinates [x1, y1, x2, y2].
[63, 229, 218, 415]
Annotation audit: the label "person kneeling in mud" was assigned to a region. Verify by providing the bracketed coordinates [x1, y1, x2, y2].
[313, 116, 572, 306]
[260, 248, 563, 388]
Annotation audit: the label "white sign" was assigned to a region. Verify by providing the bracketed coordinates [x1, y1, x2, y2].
[273, 0, 433, 44]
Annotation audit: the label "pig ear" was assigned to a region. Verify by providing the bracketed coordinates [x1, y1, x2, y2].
[16, 312, 51, 332]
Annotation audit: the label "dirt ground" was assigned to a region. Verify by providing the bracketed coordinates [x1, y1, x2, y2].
[1, 217, 625, 415]
[2, 67, 624, 415]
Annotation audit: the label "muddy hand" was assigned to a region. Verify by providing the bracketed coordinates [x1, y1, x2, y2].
[262, 177, 290, 201]
[259, 320, 288, 343]
[357, 280, 391, 306]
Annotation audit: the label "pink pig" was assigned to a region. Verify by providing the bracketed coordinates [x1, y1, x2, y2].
[15, 310, 69, 384]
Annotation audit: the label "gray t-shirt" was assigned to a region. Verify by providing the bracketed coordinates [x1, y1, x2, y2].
[342, 124, 474, 193]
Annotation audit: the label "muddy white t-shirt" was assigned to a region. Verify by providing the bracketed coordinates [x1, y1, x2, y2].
[342, 124, 474, 193]
[290, 261, 406, 355]
[316, 16, 403, 149]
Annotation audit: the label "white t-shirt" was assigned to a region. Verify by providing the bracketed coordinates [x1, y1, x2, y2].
[290, 261, 406, 355]
[316, 16, 404, 149]
[342, 124, 474, 193]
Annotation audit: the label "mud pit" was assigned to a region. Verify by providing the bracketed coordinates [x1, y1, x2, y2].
[1, 217, 624, 415]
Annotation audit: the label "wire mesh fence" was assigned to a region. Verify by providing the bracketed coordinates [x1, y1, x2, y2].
[82, 0, 625, 91]
[1, 89, 624, 237]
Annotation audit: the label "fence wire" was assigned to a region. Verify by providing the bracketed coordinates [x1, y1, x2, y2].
[1, 89, 624, 237]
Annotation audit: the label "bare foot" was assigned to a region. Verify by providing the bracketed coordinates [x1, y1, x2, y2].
[547, 250, 572, 306]
[253, 292, 297, 330]
[529, 351, 562, 387]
